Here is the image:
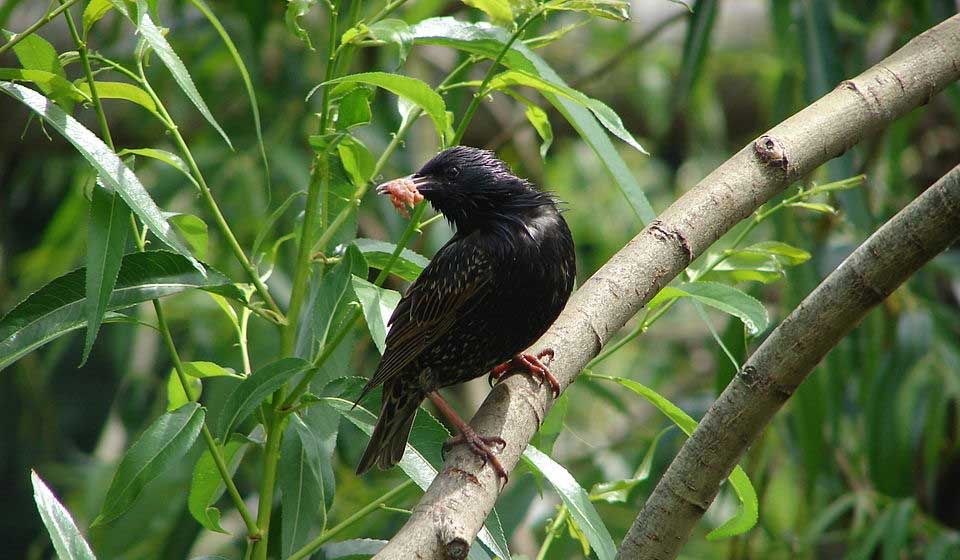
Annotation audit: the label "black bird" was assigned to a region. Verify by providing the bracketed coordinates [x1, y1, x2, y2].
[356, 146, 576, 480]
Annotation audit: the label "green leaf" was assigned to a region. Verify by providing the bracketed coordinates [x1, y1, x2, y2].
[502, 90, 553, 159]
[285, 0, 318, 49]
[130, 0, 233, 148]
[188, 432, 252, 533]
[410, 17, 655, 223]
[324, 395, 511, 559]
[335, 87, 373, 130]
[8, 31, 76, 111]
[93, 403, 205, 526]
[702, 252, 784, 285]
[786, 201, 837, 214]
[365, 19, 414, 66]
[168, 214, 209, 260]
[326, 72, 449, 145]
[217, 358, 311, 438]
[531, 391, 567, 454]
[522, 445, 616, 560]
[351, 276, 401, 354]
[187, 0, 271, 197]
[461, 0, 513, 25]
[83, 0, 115, 33]
[295, 246, 366, 361]
[0, 82, 201, 270]
[167, 368, 202, 411]
[118, 147, 200, 191]
[649, 281, 769, 336]
[588, 374, 759, 539]
[0, 69, 88, 108]
[76, 80, 161, 118]
[82, 187, 130, 365]
[544, 0, 630, 21]
[320, 539, 388, 558]
[31, 471, 97, 560]
[737, 241, 811, 266]
[281, 414, 325, 557]
[483, 69, 644, 154]
[336, 135, 375, 188]
[0, 251, 244, 372]
[353, 238, 429, 282]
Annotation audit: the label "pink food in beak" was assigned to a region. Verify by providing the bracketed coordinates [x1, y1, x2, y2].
[377, 176, 424, 218]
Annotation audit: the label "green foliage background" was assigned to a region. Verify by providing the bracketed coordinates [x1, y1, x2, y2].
[1, 0, 960, 558]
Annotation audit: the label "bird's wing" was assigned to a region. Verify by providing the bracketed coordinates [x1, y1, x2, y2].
[362, 237, 495, 391]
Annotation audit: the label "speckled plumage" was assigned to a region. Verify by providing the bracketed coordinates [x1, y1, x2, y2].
[357, 146, 576, 474]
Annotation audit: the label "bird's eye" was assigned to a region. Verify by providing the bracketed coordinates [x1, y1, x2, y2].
[446, 166, 460, 180]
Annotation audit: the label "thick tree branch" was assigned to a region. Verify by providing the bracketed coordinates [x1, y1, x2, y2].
[618, 162, 960, 559]
[376, 15, 960, 560]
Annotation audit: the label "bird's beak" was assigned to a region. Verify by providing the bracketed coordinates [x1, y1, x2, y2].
[377, 173, 429, 216]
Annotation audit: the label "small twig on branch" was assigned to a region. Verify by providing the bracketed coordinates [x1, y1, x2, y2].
[617, 162, 960, 560]
[376, 14, 960, 560]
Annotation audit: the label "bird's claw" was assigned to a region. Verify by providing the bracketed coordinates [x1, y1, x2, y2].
[442, 429, 509, 484]
[488, 349, 561, 398]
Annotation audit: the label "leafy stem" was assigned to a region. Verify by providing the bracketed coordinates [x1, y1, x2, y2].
[0, 0, 81, 57]
[588, 175, 865, 367]
[451, 7, 545, 145]
[135, 54, 284, 320]
[536, 505, 570, 560]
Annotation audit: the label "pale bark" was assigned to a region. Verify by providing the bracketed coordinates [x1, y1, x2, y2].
[376, 15, 960, 560]
[618, 162, 960, 559]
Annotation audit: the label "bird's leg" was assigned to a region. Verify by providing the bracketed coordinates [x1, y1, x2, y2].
[427, 391, 508, 483]
[488, 348, 561, 398]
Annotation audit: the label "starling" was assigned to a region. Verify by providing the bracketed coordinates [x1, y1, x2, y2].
[356, 146, 576, 481]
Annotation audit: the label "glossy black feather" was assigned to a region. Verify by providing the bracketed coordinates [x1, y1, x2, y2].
[357, 147, 576, 474]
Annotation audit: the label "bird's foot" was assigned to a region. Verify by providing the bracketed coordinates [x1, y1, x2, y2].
[488, 349, 560, 398]
[442, 427, 508, 483]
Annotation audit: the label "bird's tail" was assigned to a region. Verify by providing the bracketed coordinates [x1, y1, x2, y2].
[356, 381, 422, 475]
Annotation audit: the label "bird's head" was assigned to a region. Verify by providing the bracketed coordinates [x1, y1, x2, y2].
[377, 146, 553, 232]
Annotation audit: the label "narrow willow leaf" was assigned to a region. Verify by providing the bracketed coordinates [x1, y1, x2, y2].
[118, 147, 200, 191]
[76, 81, 159, 116]
[131, 0, 233, 148]
[167, 368, 202, 411]
[410, 18, 655, 223]
[482, 70, 644, 154]
[217, 358, 311, 438]
[93, 403, 205, 526]
[188, 0, 271, 197]
[337, 135, 375, 188]
[0, 82, 201, 270]
[0, 69, 88, 105]
[0, 251, 243, 372]
[738, 241, 811, 266]
[335, 87, 373, 130]
[31, 471, 97, 560]
[326, 72, 449, 145]
[649, 281, 769, 335]
[523, 445, 616, 560]
[353, 238, 429, 282]
[461, 0, 513, 25]
[502, 90, 553, 158]
[320, 539, 388, 558]
[787, 201, 837, 214]
[82, 187, 129, 364]
[676, 0, 718, 104]
[8, 31, 75, 111]
[83, 0, 115, 32]
[589, 374, 759, 539]
[365, 19, 414, 67]
[351, 276, 401, 354]
[325, 397, 511, 559]
[285, 0, 318, 49]
[295, 246, 366, 362]
[188, 433, 252, 533]
[168, 214, 208, 260]
[280, 415, 325, 557]
[545, 0, 630, 21]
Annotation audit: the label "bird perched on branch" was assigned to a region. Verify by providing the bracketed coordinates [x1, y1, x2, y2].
[356, 146, 576, 481]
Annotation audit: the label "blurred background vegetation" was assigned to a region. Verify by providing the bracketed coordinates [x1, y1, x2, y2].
[2, 0, 960, 558]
